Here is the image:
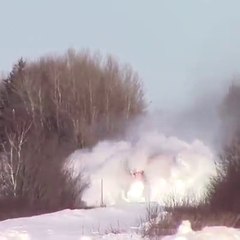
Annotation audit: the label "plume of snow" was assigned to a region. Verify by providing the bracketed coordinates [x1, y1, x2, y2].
[66, 131, 216, 206]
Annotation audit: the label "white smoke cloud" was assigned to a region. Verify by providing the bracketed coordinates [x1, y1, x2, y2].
[66, 131, 216, 207]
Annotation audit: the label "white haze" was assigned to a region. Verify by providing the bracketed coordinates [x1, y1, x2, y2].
[66, 131, 216, 206]
[65, 81, 235, 207]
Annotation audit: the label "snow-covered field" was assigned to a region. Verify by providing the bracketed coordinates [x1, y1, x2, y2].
[0, 204, 240, 240]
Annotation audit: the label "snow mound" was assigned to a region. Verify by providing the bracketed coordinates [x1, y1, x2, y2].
[163, 220, 240, 240]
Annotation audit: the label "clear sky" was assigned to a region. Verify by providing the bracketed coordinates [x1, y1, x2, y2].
[1, 0, 240, 110]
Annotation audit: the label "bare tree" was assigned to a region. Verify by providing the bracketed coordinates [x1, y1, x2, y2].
[207, 83, 240, 212]
[0, 120, 32, 197]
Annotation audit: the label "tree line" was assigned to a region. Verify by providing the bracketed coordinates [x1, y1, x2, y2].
[0, 49, 145, 215]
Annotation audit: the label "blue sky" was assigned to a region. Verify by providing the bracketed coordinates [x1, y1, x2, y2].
[1, 0, 240, 110]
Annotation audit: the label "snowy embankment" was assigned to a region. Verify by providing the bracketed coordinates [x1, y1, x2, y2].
[0, 204, 146, 240]
[163, 220, 240, 240]
[0, 205, 240, 239]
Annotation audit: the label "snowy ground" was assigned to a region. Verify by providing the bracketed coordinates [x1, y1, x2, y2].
[0, 203, 147, 240]
[0, 204, 240, 239]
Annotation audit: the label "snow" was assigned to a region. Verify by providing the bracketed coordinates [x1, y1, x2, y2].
[66, 134, 216, 206]
[0, 204, 148, 240]
[0, 206, 240, 239]
[163, 220, 240, 240]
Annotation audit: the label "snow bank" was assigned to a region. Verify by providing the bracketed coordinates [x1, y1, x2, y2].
[0, 204, 147, 239]
[163, 220, 240, 240]
[0, 209, 240, 239]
